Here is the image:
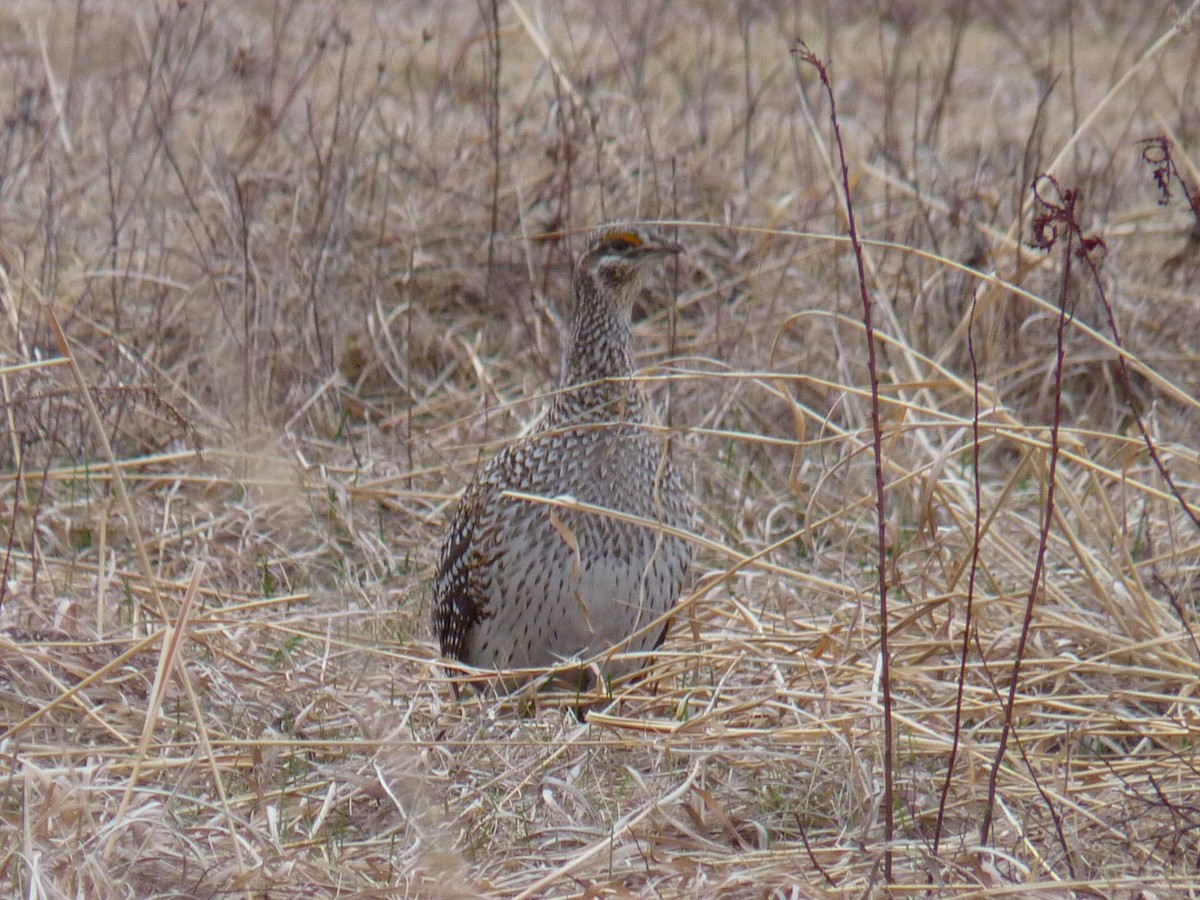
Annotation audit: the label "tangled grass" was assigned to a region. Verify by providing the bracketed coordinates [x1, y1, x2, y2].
[2, 1, 1199, 895]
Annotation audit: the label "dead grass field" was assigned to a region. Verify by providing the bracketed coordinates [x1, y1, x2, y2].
[3, 1, 1200, 896]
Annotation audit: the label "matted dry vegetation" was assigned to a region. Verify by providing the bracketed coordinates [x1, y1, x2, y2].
[2, 1, 1199, 896]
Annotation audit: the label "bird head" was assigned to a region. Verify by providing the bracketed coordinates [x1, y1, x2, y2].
[575, 227, 683, 311]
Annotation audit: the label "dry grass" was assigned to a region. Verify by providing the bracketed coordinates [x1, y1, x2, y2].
[3, 0, 1199, 896]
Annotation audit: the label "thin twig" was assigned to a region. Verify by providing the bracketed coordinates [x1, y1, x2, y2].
[792, 40, 895, 882]
[981, 175, 1078, 844]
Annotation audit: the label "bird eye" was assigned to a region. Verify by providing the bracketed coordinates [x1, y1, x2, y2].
[601, 230, 642, 254]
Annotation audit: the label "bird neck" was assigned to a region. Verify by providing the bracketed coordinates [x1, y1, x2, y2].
[551, 276, 644, 424]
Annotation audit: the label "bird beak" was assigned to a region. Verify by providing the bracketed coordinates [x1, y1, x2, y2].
[639, 239, 684, 259]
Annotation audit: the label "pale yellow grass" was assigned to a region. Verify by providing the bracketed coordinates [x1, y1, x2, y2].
[2, 0, 1199, 896]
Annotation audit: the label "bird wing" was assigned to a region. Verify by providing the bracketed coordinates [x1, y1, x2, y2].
[432, 478, 489, 662]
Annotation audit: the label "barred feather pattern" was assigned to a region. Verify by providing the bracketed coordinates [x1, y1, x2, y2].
[432, 228, 693, 681]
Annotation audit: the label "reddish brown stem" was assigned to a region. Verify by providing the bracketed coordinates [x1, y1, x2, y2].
[793, 40, 895, 882]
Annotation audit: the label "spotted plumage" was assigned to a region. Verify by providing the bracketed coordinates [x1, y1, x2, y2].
[432, 227, 693, 685]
